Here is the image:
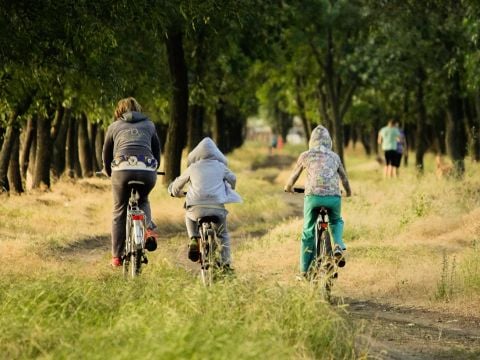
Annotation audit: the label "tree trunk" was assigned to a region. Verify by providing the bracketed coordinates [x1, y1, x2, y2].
[446, 72, 467, 177]
[95, 126, 104, 170]
[188, 27, 207, 152]
[360, 129, 371, 156]
[52, 107, 70, 177]
[214, 99, 228, 152]
[295, 75, 311, 145]
[468, 94, 480, 161]
[65, 113, 76, 178]
[88, 121, 101, 171]
[314, 28, 356, 166]
[188, 104, 205, 151]
[0, 113, 18, 191]
[1, 93, 34, 190]
[32, 114, 52, 189]
[414, 67, 428, 173]
[8, 128, 23, 193]
[20, 115, 36, 179]
[163, 29, 189, 184]
[78, 113, 93, 177]
[26, 121, 37, 190]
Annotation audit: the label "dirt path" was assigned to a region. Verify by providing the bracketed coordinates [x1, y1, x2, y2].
[342, 298, 480, 359]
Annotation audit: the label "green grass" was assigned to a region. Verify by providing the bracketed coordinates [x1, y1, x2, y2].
[0, 265, 356, 359]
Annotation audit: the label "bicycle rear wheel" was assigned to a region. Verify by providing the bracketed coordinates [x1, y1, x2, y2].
[313, 231, 336, 301]
[123, 218, 144, 278]
[200, 227, 217, 286]
[130, 249, 142, 277]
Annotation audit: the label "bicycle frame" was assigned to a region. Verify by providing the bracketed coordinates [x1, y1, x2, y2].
[123, 183, 147, 278]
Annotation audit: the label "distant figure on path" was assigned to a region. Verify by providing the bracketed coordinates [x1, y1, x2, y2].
[377, 119, 400, 178]
[393, 121, 407, 175]
[269, 132, 278, 155]
[102, 97, 161, 267]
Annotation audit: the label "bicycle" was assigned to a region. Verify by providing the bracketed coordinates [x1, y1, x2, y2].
[291, 187, 340, 301]
[97, 170, 164, 278]
[196, 215, 223, 286]
[171, 191, 225, 286]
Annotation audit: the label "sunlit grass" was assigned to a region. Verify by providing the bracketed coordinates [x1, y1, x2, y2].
[0, 264, 356, 359]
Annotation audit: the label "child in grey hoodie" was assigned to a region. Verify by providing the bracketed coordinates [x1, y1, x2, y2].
[168, 137, 241, 268]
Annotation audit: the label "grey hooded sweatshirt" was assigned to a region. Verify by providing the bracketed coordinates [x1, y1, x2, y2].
[286, 125, 351, 196]
[168, 137, 242, 206]
[102, 111, 161, 176]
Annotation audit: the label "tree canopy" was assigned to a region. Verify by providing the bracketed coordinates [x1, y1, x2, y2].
[1, 0, 480, 192]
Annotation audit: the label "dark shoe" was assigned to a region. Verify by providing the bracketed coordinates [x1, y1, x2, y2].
[334, 245, 346, 268]
[188, 238, 200, 262]
[221, 264, 235, 276]
[111, 257, 122, 267]
[145, 229, 158, 252]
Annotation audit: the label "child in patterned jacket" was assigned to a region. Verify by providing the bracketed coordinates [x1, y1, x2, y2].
[284, 125, 352, 277]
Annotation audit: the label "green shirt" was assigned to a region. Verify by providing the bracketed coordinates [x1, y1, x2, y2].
[379, 126, 400, 151]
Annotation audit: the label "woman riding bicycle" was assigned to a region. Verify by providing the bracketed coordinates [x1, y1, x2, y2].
[102, 97, 161, 267]
[168, 137, 241, 271]
[284, 125, 351, 278]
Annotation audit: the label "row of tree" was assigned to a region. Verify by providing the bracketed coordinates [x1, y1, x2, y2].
[1, 0, 480, 194]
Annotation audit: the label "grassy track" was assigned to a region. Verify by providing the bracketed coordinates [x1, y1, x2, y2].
[0, 270, 357, 359]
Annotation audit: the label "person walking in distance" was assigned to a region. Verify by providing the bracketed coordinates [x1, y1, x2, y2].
[378, 119, 401, 178]
[102, 97, 161, 267]
[284, 125, 352, 279]
[393, 121, 407, 176]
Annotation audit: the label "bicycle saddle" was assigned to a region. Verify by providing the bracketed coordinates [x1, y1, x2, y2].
[197, 216, 220, 225]
[318, 207, 328, 215]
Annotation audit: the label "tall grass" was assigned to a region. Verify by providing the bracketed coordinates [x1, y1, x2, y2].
[0, 265, 357, 359]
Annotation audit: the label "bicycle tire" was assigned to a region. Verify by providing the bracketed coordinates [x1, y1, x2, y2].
[130, 249, 142, 277]
[199, 234, 211, 286]
[123, 217, 133, 278]
[313, 229, 335, 301]
[199, 223, 219, 287]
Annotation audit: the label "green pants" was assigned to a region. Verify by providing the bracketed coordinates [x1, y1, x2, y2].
[300, 195, 345, 273]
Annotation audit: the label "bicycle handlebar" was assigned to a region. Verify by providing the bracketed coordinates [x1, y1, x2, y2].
[95, 170, 165, 176]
